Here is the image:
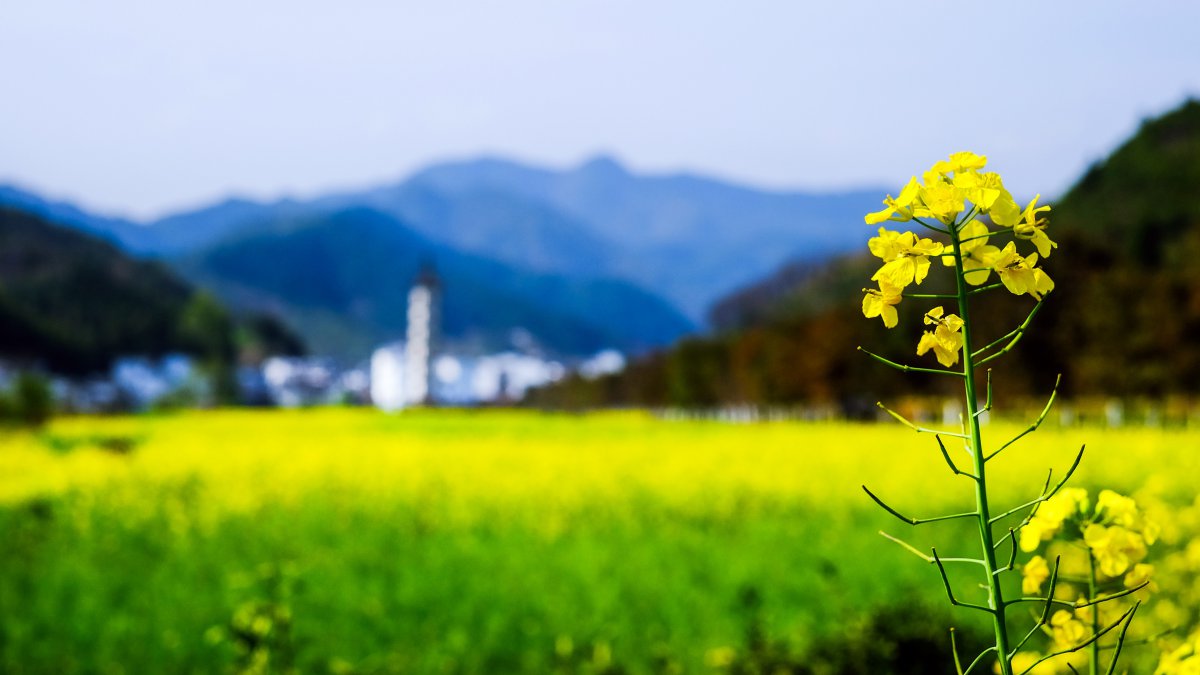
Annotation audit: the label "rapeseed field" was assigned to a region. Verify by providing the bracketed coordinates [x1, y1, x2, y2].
[1, 409, 1196, 673]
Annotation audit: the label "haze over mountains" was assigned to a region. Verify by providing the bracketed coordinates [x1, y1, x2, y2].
[1, 156, 883, 361]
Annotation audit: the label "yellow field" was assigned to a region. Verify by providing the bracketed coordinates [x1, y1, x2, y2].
[6, 408, 1197, 511]
[1, 409, 1196, 673]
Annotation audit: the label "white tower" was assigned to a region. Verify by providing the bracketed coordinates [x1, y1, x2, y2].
[404, 263, 440, 405]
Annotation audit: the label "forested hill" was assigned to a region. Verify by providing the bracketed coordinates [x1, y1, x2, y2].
[531, 99, 1200, 408]
[0, 207, 301, 375]
[1036, 98, 1200, 395]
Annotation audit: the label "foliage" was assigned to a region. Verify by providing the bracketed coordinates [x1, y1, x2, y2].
[0, 372, 55, 427]
[0, 207, 305, 378]
[0, 207, 193, 374]
[206, 563, 301, 675]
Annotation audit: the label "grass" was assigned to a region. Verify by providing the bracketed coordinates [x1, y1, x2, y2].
[1, 408, 1197, 673]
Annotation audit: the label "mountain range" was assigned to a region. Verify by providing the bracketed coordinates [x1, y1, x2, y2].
[1, 156, 882, 361]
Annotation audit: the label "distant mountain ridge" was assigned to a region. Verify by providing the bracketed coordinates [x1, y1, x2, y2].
[174, 207, 693, 359]
[0, 185, 159, 251]
[2, 156, 884, 321]
[0, 156, 887, 361]
[396, 155, 884, 318]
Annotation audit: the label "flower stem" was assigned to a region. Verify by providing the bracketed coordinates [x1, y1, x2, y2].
[950, 220, 1014, 675]
[1088, 550, 1100, 675]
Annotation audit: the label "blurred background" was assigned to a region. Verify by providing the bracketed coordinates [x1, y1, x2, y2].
[1, 2, 1200, 674]
[1, 1, 1198, 415]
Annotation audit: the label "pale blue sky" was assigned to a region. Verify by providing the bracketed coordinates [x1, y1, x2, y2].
[1, 1, 1198, 219]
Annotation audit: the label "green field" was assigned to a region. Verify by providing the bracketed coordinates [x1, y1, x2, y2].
[1, 409, 1197, 674]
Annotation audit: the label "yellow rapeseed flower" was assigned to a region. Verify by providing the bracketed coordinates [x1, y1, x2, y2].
[1019, 519, 1053, 553]
[952, 170, 1006, 211]
[1083, 523, 1148, 577]
[1156, 630, 1200, 675]
[862, 281, 903, 328]
[1097, 490, 1138, 525]
[916, 306, 964, 367]
[1050, 610, 1089, 649]
[913, 178, 966, 224]
[942, 219, 1001, 285]
[867, 153, 1027, 232]
[1019, 488, 1089, 552]
[1073, 597, 1124, 634]
[1023, 554, 1051, 594]
[865, 178, 921, 224]
[1013, 195, 1057, 258]
[868, 227, 909, 261]
[990, 242, 1055, 300]
[946, 150, 988, 172]
[871, 233, 944, 289]
[927, 152, 989, 179]
[1124, 562, 1154, 590]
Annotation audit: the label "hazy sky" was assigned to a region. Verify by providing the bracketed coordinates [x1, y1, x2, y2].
[2, 1, 1198, 219]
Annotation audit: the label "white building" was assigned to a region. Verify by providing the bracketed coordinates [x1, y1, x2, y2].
[578, 349, 626, 380]
[468, 352, 565, 401]
[365, 262, 624, 409]
[262, 356, 340, 407]
[370, 342, 408, 412]
[369, 346, 569, 408]
[111, 354, 196, 409]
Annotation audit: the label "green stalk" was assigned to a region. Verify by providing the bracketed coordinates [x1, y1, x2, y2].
[949, 221, 1014, 675]
[1088, 550, 1100, 675]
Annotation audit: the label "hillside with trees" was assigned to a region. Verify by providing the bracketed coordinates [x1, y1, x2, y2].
[0, 207, 302, 378]
[530, 100, 1200, 409]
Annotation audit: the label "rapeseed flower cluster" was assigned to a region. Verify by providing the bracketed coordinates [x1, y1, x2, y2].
[1137, 494, 1200, 674]
[1013, 489, 1159, 672]
[1014, 491, 1200, 675]
[1157, 629, 1200, 675]
[1020, 488, 1159, 580]
[861, 152, 1056, 365]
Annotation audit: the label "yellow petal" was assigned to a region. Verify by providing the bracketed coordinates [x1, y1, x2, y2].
[865, 205, 894, 225]
[933, 343, 960, 367]
[1032, 269, 1055, 299]
[948, 151, 987, 172]
[916, 332, 939, 357]
[958, 219, 991, 253]
[989, 193, 1021, 227]
[872, 258, 914, 288]
[867, 228, 902, 260]
[895, 177, 920, 207]
[1032, 230, 1057, 258]
[881, 304, 898, 328]
[911, 256, 932, 285]
[862, 293, 881, 319]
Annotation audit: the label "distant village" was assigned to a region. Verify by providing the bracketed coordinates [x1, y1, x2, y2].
[39, 267, 625, 413]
